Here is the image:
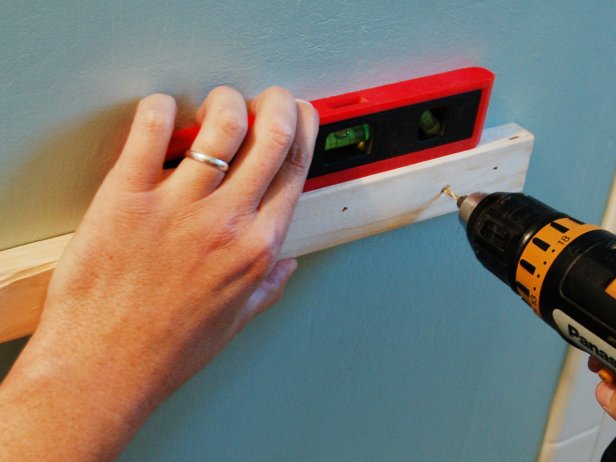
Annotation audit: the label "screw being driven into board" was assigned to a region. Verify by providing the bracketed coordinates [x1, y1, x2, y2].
[442, 186, 489, 227]
[442, 186, 466, 207]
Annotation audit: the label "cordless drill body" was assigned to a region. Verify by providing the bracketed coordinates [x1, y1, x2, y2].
[459, 192, 616, 380]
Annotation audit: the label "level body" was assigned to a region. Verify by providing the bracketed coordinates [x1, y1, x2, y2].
[166, 67, 494, 191]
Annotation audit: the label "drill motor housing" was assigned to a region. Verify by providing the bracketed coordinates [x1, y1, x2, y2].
[464, 192, 616, 373]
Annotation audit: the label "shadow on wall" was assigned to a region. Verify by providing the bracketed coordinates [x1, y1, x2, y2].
[0, 337, 29, 381]
[0, 100, 139, 251]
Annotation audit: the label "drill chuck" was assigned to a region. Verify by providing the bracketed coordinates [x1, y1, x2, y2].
[458, 192, 487, 227]
[459, 192, 616, 376]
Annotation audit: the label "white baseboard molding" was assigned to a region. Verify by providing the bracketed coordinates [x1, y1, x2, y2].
[0, 123, 533, 343]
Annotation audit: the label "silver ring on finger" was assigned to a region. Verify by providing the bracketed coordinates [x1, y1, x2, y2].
[185, 149, 229, 172]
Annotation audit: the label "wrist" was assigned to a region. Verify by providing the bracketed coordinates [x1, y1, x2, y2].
[0, 327, 153, 460]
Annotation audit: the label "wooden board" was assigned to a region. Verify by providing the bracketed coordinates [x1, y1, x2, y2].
[0, 123, 533, 343]
[281, 123, 533, 258]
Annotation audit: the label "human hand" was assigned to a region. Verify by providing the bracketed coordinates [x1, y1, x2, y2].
[589, 356, 616, 420]
[0, 86, 318, 460]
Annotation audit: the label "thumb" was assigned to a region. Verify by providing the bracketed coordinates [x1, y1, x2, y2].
[235, 258, 298, 332]
[596, 382, 616, 419]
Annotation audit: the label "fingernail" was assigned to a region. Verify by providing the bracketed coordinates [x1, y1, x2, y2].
[295, 98, 320, 131]
[295, 98, 314, 108]
[280, 258, 298, 274]
[597, 383, 614, 409]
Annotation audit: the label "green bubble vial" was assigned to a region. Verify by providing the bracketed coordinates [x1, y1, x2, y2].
[325, 124, 371, 151]
[419, 109, 442, 137]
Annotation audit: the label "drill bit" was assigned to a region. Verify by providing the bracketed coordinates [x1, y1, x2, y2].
[442, 186, 461, 201]
[442, 186, 467, 208]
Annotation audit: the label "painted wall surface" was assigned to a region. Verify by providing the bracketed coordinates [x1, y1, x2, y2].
[1, 2, 615, 461]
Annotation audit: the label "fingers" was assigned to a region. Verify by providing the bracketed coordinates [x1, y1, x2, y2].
[114, 94, 177, 189]
[256, 99, 319, 239]
[165, 86, 248, 201]
[235, 259, 298, 332]
[589, 356, 602, 373]
[216, 87, 298, 208]
[597, 382, 616, 419]
[590, 356, 616, 419]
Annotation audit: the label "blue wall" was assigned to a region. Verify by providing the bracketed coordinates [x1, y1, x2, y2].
[1, 1, 615, 460]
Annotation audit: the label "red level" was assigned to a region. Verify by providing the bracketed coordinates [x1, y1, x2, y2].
[166, 67, 494, 192]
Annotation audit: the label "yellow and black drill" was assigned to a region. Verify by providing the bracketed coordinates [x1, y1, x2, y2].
[451, 190, 616, 377]
[449, 189, 616, 459]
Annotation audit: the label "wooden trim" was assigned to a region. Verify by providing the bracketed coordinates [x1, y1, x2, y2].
[603, 175, 616, 233]
[0, 124, 533, 343]
[0, 234, 72, 341]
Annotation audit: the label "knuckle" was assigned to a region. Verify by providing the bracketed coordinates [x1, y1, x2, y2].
[135, 94, 176, 133]
[211, 213, 246, 245]
[283, 142, 310, 171]
[137, 108, 174, 133]
[216, 110, 248, 139]
[249, 235, 279, 274]
[264, 122, 295, 151]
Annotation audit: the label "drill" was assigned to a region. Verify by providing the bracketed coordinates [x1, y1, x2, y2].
[448, 190, 616, 381]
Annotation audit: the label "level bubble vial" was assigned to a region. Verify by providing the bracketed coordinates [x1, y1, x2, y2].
[324, 124, 372, 151]
[418, 108, 445, 140]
